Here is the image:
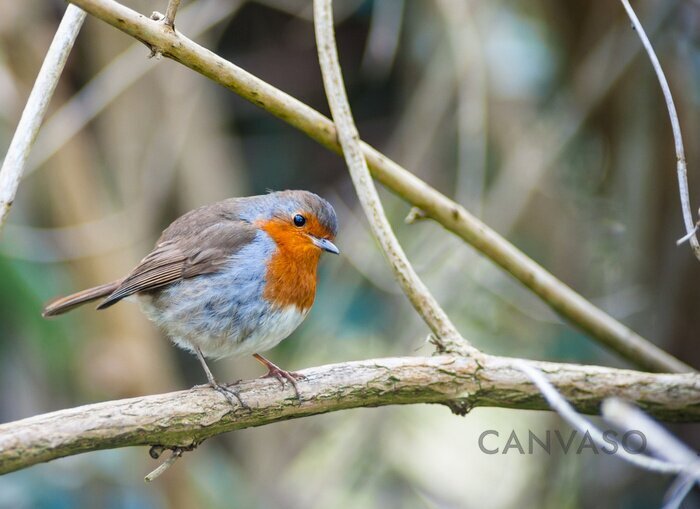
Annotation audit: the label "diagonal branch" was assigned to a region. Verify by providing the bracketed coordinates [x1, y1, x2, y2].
[0, 4, 85, 232]
[312, 0, 469, 353]
[1, 354, 699, 475]
[63, 0, 693, 374]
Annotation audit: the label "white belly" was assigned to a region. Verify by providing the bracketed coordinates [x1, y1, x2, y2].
[219, 305, 308, 358]
[139, 296, 309, 360]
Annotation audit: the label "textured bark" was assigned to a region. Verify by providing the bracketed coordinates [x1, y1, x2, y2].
[1, 355, 698, 475]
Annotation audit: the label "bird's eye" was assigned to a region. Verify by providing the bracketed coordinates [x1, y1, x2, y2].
[293, 214, 306, 227]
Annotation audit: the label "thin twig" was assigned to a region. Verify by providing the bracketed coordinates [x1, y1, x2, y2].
[312, 0, 471, 354]
[677, 221, 699, 246]
[603, 399, 700, 508]
[1, 354, 699, 475]
[65, 0, 693, 373]
[663, 476, 695, 509]
[405, 207, 427, 224]
[0, 5, 86, 232]
[602, 398, 699, 467]
[524, 363, 700, 507]
[144, 447, 182, 482]
[517, 361, 691, 476]
[619, 0, 700, 260]
[163, 0, 182, 28]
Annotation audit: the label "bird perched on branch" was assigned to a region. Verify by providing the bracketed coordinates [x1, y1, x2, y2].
[43, 190, 339, 406]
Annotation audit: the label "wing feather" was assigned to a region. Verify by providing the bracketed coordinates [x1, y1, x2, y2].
[97, 216, 257, 309]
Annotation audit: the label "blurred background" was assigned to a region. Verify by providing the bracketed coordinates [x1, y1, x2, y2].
[1, 0, 699, 507]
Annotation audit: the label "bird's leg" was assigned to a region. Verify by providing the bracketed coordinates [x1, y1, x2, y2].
[253, 353, 305, 400]
[195, 347, 248, 409]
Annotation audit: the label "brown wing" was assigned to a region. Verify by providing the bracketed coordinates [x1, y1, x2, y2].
[97, 211, 257, 309]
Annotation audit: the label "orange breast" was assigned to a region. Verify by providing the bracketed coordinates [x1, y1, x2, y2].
[260, 220, 322, 311]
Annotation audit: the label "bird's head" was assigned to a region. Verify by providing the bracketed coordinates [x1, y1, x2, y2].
[251, 190, 339, 257]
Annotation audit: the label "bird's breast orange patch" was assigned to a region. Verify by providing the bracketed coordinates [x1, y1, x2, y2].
[259, 219, 322, 311]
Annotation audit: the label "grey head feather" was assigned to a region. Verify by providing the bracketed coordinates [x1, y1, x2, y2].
[236, 190, 338, 237]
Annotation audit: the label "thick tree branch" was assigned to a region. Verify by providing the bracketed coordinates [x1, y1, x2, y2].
[1, 354, 698, 475]
[65, 0, 691, 374]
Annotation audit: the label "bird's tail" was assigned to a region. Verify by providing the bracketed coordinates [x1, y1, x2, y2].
[42, 281, 121, 317]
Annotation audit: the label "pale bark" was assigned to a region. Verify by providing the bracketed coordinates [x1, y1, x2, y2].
[1, 355, 698, 475]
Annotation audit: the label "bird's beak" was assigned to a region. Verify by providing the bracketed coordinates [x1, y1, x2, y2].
[309, 235, 340, 255]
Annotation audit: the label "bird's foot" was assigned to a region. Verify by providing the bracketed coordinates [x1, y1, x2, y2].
[194, 346, 249, 410]
[210, 381, 250, 411]
[263, 366, 305, 395]
[253, 353, 305, 401]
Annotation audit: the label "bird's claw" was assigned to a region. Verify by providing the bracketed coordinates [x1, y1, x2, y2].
[261, 367, 305, 400]
[210, 382, 250, 411]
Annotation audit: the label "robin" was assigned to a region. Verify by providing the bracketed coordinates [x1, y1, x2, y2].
[42, 190, 339, 406]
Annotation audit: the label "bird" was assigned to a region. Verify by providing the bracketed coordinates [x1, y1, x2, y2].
[42, 190, 339, 406]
